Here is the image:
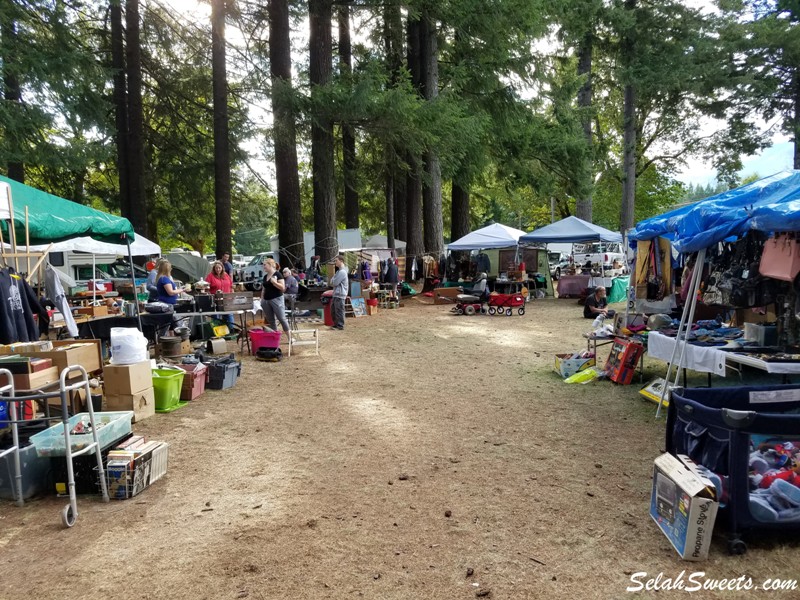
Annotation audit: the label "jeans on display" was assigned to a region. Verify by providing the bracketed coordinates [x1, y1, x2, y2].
[261, 296, 290, 333]
[331, 297, 345, 329]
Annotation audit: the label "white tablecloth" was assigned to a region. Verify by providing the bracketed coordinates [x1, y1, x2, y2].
[647, 332, 727, 376]
[723, 352, 800, 375]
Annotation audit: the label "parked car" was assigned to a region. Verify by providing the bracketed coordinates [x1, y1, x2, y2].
[572, 242, 627, 276]
[237, 251, 280, 290]
[548, 251, 571, 280]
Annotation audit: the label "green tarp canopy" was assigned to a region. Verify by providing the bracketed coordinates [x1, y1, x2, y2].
[0, 175, 135, 245]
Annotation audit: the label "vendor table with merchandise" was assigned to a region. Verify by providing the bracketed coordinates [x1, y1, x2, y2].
[77, 310, 255, 354]
[722, 352, 800, 381]
[557, 275, 590, 297]
[647, 331, 727, 377]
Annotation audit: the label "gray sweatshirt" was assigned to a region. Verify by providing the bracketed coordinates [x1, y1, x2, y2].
[331, 267, 348, 298]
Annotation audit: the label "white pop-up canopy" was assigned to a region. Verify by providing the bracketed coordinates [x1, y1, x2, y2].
[447, 223, 527, 250]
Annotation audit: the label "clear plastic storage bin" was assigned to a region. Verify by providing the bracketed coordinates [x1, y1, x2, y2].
[30, 411, 134, 457]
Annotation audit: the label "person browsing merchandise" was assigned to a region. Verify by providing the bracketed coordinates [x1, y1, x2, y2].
[584, 286, 616, 319]
[207, 261, 232, 294]
[222, 252, 233, 278]
[207, 260, 234, 326]
[156, 260, 189, 304]
[330, 255, 348, 330]
[260, 258, 290, 335]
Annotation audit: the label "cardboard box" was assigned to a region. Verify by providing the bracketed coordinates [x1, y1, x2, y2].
[554, 353, 596, 378]
[433, 287, 461, 305]
[12, 366, 59, 390]
[366, 304, 378, 316]
[730, 307, 777, 327]
[650, 453, 719, 561]
[181, 340, 193, 354]
[104, 387, 155, 423]
[605, 338, 645, 385]
[17, 340, 102, 374]
[104, 360, 153, 395]
[74, 305, 109, 317]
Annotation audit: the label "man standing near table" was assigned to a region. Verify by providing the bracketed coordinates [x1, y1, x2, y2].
[222, 252, 234, 278]
[330, 255, 348, 331]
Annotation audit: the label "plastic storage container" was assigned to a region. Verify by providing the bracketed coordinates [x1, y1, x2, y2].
[207, 357, 241, 390]
[667, 384, 800, 554]
[176, 363, 208, 401]
[152, 368, 185, 411]
[0, 443, 50, 500]
[250, 329, 282, 353]
[30, 411, 134, 457]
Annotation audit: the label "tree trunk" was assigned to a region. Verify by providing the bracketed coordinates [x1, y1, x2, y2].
[1, 17, 23, 183]
[394, 175, 407, 244]
[269, 0, 304, 269]
[405, 14, 423, 277]
[575, 31, 593, 222]
[125, 0, 148, 237]
[451, 183, 470, 242]
[620, 0, 637, 235]
[405, 165, 424, 280]
[110, 0, 129, 219]
[385, 174, 395, 249]
[338, 2, 359, 230]
[420, 11, 443, 255]
[310, 0, 337, 262]
[384, 1, 404, 245]
[212, 0, 232, 258]
[794, 69, 800, 170]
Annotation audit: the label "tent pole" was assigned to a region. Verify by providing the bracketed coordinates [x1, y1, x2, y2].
[126, 236, 143, 332]
[655, 247, 706, 419]
[8, 193, 18, 272]
[25, 207, 31, 277]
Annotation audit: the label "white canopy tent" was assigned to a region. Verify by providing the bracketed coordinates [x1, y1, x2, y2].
[3, 234, 160, 256]
[447, 223, 527, 250]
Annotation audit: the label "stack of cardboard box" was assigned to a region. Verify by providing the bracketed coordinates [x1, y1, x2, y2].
[103, 361, 155, 422]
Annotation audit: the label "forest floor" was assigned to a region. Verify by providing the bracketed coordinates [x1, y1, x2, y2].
[1, 295, 798, 599]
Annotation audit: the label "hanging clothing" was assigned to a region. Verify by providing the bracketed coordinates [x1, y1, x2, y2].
[475, 253, 491, 274]
[45, 264, 78, 338]
[386, 261, 399, 284]
[19, 273, 48, 338]
[0, 269, 38, 343]
[411, 257, 418, 281]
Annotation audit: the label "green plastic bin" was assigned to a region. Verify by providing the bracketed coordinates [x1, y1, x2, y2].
[152, 368, 185, 411]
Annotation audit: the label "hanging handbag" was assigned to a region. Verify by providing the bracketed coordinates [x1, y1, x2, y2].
[759, 233, 800, 282]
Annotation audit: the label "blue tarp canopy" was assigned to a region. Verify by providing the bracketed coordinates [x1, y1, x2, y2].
[520, 216, 622, 244]
[672, 170, 800, 253]
[628, 203, 696, 243]
[448, 223, 527, 250]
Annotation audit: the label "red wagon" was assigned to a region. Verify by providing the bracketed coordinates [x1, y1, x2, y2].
[487, 293, 526, 316]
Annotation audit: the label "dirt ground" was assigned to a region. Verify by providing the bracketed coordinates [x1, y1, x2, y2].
[1, 296, 798, 599]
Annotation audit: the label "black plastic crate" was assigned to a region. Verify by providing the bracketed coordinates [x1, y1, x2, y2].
[207, 359, 241, 390]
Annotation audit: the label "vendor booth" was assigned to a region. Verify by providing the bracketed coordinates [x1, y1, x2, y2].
[446, 223, 552, 297]
[520, 216, 627, 298]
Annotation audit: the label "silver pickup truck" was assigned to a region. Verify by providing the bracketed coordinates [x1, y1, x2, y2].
[572, 242, 628, 276]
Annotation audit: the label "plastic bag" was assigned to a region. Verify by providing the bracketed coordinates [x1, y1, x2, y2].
[110, 327, 148, 365]
[564, 367, 601, 384]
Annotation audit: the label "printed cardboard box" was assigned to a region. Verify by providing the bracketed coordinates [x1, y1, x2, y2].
[650, 453, 719, 561]
[554, 353, 596, 379]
